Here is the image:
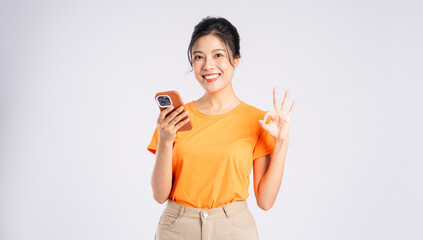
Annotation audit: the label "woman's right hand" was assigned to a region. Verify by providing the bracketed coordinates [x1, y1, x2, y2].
[157, 105, 190, 142]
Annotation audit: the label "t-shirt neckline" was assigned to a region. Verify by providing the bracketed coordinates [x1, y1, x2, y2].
[188, 101, 245, 119]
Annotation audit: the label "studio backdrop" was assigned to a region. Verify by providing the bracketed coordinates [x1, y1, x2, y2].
[1, 0, 422, 239]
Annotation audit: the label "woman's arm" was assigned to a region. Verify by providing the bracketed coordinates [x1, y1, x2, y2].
[151, 106, 190, 204]
[254, 87, 296, 210]
[253, 139, 289, 210]
[151, 138, 174, 204]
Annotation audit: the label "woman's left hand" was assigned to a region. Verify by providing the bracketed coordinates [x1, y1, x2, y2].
[259, 87, 297, 142]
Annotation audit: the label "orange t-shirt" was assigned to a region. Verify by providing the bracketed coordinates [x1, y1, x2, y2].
[147, 101, 274, 209]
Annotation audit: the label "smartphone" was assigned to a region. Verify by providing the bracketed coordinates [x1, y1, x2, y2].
[155, 90, 192, 132]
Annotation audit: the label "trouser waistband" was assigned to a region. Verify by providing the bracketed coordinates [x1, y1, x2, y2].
[164, 200, 248, 219]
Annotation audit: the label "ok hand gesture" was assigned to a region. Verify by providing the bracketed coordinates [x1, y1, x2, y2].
[259, 87, 297, 142]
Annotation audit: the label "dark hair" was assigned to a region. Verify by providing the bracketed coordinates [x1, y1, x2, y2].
[187, 16, 241, 70]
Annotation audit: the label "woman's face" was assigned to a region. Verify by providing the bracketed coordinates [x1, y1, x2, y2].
[191, 34, 239, 94]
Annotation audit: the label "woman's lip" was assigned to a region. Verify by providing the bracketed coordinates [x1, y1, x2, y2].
[203, 74, 220, 82]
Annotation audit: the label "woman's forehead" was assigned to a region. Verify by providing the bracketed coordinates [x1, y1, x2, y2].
[192, 35, 225, 52]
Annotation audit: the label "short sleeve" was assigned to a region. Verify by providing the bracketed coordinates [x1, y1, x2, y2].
[253, 126, 275, 160]
[147, 127, 159, 155]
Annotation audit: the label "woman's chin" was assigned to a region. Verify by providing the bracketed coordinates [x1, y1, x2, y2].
[200, 84, 220, 93]
[197, 78, 231, 94]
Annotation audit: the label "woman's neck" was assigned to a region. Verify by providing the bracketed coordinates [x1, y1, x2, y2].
[195, 84, 242, 114]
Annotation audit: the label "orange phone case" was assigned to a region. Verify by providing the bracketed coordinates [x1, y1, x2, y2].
[155, 90, 192, 132]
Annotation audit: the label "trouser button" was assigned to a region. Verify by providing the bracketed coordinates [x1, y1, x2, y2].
[202, 212, 208, 218]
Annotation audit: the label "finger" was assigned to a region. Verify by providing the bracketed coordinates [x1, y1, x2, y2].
[273, 87, 281, 113]
[281, 90, 289, 113]
[162, 106, 185, 126]
[262, 111, 275, 124]
[168, 110, 189, 127]
[287, 100, 297, 119]
[259, 119, 272, 132]
[157, 105, 174, 123]
[174, 117, 191, 131]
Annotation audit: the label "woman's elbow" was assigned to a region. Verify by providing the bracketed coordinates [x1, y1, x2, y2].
[257, 199, 275, 211]
[153, 194, 168, 204]
[153, 193, 169, 204]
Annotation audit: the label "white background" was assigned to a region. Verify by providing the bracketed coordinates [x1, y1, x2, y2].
[1, 0, 422, 239]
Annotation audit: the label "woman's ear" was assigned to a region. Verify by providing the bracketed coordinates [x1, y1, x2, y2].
[234, 57, 240, 68]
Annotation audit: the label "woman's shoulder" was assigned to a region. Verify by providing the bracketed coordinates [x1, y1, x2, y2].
[184, 101, 193, 107]
[240, 101, 267, 117]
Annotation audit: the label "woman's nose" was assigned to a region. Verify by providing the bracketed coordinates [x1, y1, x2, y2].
[202, 58, 216, 70]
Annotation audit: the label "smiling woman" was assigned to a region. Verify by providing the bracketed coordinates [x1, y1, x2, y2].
[148, 16, 296, 240]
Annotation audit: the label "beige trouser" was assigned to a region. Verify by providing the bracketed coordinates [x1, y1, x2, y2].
[155, 199, 259, 240]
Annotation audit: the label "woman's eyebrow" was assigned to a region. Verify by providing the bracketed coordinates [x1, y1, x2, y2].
[193, 49, 226, 54]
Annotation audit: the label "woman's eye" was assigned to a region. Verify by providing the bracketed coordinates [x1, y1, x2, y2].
[194, 55, 203, 60]
[215, 53, 223, 57]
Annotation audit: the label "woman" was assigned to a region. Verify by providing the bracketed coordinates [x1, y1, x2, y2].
[147, 16, 296, 240]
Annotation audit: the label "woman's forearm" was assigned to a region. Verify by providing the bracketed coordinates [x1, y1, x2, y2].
[151, 139, 174, 204]
[257, 139, 289, 210]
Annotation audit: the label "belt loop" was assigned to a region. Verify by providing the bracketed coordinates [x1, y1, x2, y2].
[222, 205, 229, 218]
[178, 203, 185, 218]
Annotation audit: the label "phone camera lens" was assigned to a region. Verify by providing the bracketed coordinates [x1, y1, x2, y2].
[160, 101, 166, 106]
[158, 96, 164, 101]
[164, 98, 171, 104]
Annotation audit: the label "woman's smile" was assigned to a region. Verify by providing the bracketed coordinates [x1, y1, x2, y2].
[202, 73, 221, 82]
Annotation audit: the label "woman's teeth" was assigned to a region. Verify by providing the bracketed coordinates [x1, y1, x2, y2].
[203, 74, 220, 83]
[204, 74, 220, 79]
